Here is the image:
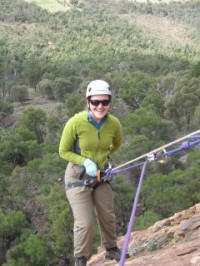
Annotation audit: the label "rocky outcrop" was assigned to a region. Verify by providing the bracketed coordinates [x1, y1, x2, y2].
[88, 203, 200, 266]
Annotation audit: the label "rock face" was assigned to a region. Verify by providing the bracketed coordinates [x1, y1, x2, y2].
[88, 203, 200, 266]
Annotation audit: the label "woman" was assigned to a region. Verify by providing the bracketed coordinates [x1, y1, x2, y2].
[59, 80, 128, 266]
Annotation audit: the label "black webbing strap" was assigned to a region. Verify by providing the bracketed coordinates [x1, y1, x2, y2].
[65, 179, 98, 190]
[66, 168, 108, 190]
[79, 168, 86, 180]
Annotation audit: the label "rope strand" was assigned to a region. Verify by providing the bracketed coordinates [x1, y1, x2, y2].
[102, 133, 200, 181]
[113, 130, 200, 171]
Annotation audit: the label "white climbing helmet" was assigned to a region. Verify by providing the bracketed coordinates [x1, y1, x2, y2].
[86, 80, 112, 98]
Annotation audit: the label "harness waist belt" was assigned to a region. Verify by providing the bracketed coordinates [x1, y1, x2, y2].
[66, 167, 111, 190]
[65, 179, 110, 190]
[65, 179, 98, 189]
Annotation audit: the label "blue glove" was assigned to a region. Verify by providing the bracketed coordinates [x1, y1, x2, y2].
[83, 159, 97, 177]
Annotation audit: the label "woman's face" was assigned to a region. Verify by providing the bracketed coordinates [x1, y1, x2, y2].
[87, 95, 111, 122]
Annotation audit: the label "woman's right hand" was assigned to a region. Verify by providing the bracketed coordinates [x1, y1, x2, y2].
[83, 159, 97, 177]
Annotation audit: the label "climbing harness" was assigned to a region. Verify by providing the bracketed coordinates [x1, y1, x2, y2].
[65, 169, 111, 190]
[65, 162, 113, 190]
[65, 179, 99, 189]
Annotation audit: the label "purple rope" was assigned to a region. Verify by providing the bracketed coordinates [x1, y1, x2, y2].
[102, 161, 144, 181]
[119, 160, 148, 266]
[188, 135, 200, 139]
[100, 137, 200, 266]
[103, 139, 200, 181]
[161, 139, 200, 157]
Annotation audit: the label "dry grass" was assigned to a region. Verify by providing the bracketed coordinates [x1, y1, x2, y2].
[122, 13, 198, 52]
[24, 0, 188, 13]
[24, 0, 70, 13]
[13, 89, 63, 122]
[135, 14, 191, 46]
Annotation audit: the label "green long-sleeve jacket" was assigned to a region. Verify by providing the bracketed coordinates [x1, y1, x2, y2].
[59, 111, 123, 170]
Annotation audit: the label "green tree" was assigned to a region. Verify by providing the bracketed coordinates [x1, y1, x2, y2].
[65, 92, 85, 117]
[15, 127, 37, 141]
[24, 235, 49, 265]
[140, 164, 200, 218]
[27, 153, 65, 179]
[53, 78, 72, 101]
[125, 108, 160, 139]
[165, 91, 199, 130]
[164, 76, 200, 130]
[141, 88, 165, 116]
[16, 108, 47, 143]
[22, 53, 44, 89]
[69, 0, 79, 6]
[5, 245, 26, 265]
[0, 37, 15, 100]
[0, 100, 13, 121]
[3, 258, 28, 266]
[119, 72, 156, 109]
[45, 115, 61, 149]
[191, 61, 200, 78]
[0, 134, 39, 166]
[134, 209, 162, 230]
[158, 73, 178, 96]
[0, 174, 8, 210]
[0, 209, 27, 264]
[41, 183, 74, 264]
[113, 135, 151, 166]
[10, 85, 28, 104]
[113, 177, 136, 235]
[4, 166, 37, 211]
[37, 79, 54, 99]
[125, 107, 176, 143]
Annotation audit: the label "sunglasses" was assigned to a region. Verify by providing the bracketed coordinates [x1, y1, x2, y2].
[89, 99, 111, 106]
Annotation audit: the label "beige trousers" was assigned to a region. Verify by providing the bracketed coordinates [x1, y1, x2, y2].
[65, 162, 117, 259]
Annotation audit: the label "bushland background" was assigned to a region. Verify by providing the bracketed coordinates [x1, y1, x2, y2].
[0, 0, 200, 265]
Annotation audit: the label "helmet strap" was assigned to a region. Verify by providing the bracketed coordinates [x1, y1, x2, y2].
[87, 98, 91, 111]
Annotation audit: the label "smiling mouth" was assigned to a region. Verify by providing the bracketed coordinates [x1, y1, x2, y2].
[95, 110, 105, 113]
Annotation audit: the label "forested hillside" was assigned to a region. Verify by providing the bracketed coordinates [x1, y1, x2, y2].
[0, 0, 200, 265]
